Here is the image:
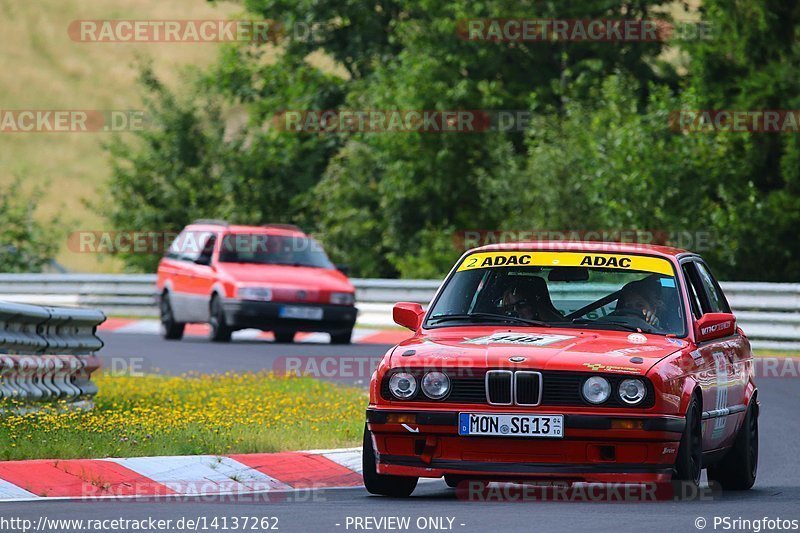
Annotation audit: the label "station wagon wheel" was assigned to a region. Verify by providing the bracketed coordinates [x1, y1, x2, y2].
[707, 400, 758, 490]
[160, 292, 185, 340]
[673, 395, 702, 488]
[209, 295, 232, 342]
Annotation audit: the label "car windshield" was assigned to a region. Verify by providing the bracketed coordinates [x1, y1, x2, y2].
[218, 233, 334, 269]
[426, 250, 686, 336]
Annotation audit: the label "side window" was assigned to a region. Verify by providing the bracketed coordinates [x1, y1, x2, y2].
[195, 234, 217, 266]
[695, 262, 731, 313]
[681, 262, 704, 319]
[166, 230, 187, 260]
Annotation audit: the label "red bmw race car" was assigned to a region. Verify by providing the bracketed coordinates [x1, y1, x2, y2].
[364, 242, 758, 496]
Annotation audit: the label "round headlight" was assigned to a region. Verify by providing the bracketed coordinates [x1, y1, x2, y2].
[388, 372, 417, 399]
[619, 379, 647, 405]
[582, 376, 611, 404]
[421, 371, 450, 400]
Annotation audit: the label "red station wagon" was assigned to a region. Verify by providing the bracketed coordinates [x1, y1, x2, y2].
[364, 242, 758, 496]
[156, 220, 357, 344]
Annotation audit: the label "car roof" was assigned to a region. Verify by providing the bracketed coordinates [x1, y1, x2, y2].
[469, 240, 689, 258]
[186, 223, 306, 237]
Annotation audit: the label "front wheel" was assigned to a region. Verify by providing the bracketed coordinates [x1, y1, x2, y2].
[707, 400, 758, 490]
[330, 329, 353, 345]
[160, 293, 185, 340]
[673, 394, 703, 488]
[362, 425, 418, 497]
[209, 295, 232, 342]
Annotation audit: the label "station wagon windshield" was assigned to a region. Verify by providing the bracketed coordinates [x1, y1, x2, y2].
[426, 251, 686, 336]
[218, 234, 334, 269]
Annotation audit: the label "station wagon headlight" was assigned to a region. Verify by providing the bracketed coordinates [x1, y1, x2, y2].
[582, 376, 611, 404]
[237, 286, 273, 301]
[389, 372, 417, 399]
[330, 292, 355, 305]
[421, 371, 450, 400]
[618, 379, 647, 405]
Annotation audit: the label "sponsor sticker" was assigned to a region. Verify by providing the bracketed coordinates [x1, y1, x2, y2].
[456, 251, 674, 276]
[464, 332, 575, 346]
[582, 363, 642, 374]
[627, 333, 648, 344]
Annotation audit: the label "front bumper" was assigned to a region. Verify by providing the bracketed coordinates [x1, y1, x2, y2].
[367, 408, 684, 483]
[222, 299, 357, 333]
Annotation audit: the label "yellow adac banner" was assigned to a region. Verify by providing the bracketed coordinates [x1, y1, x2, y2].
[456, 251, 675, 276]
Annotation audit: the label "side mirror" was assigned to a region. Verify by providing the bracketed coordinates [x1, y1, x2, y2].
[195, 255, 212, 266]
[393, 302, 425, 331]
[335, 264, 350, 276]
[695, 312, 736, 342]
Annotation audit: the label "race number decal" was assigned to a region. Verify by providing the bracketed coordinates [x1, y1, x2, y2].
[464, 332, 575, 346]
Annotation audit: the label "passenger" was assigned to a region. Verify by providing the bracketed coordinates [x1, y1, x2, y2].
[614, 278, 663, 327]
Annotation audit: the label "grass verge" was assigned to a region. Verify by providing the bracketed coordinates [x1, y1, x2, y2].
[0, 372, 366, 461]
[754, 350, 800, 358]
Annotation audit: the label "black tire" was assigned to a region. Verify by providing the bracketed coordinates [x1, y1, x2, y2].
[160, 292, 185, 340]
[673, 394, 703, 488]
[209, 295, 232, 342]
[444, 475, 460, 488]
[274, 331, 295, 343]
[330, 329, 353, 345]
[707, 400, 758, 490]
[362, 425, 418, 497]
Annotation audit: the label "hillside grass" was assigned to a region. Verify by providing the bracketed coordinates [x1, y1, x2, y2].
[0, 0, 240, 272]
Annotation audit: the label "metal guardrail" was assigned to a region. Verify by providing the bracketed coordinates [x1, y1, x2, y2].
[0, 300, 105, 414]
[0, 275, 797, 350]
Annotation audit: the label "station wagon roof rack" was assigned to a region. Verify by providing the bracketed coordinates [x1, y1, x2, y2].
[192, 219, 229, 227]
[261, 223, 303, 232]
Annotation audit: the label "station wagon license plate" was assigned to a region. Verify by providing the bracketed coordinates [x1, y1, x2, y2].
[458, 413, 564, 438]
[279, 306, 324, 320]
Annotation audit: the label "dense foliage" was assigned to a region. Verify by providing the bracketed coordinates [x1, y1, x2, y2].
[106, 0, 800, 280]
[0, 178, 60, 272]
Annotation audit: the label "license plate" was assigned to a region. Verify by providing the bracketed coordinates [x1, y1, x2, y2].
[279, 306, 324, 320]
[458, 413, 564, 438]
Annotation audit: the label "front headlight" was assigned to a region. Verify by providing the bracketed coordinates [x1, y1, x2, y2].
[618, 379, 647, 405]
[237, 286, 273, 301]
[330, 292, 355, 305]
[388, 372, 417, 399]
[421, 371, 450, 400]
[582, 376, 611, 404]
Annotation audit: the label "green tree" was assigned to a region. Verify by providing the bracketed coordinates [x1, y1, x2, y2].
[0, 179, 60, 272]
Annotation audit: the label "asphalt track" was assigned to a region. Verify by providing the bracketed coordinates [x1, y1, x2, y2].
[2, 333, 798, 533]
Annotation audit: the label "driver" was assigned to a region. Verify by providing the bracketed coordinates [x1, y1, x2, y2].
[613, 278, 663, 327]
[502, 280, 563, 322]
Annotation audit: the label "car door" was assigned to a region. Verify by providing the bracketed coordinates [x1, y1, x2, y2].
[184, 233, 218, 322]
[682, 259, 748, 451]
[160, 229, 195, 322]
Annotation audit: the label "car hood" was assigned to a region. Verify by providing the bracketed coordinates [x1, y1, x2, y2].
[390, 327, 686, 376]
[216, 263, 354, 292]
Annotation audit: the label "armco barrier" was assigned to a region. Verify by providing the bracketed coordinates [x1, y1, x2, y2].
[0, 301, 105, 414]
[0, 275, 798, 350]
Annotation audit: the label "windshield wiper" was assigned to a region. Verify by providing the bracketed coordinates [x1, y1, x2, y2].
[428, 313, 551, 327]
[567, 318, 655, 334]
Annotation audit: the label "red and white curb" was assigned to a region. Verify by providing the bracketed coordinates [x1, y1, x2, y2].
[0, 448, 365, 502]
[99, 319, 409, 345]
